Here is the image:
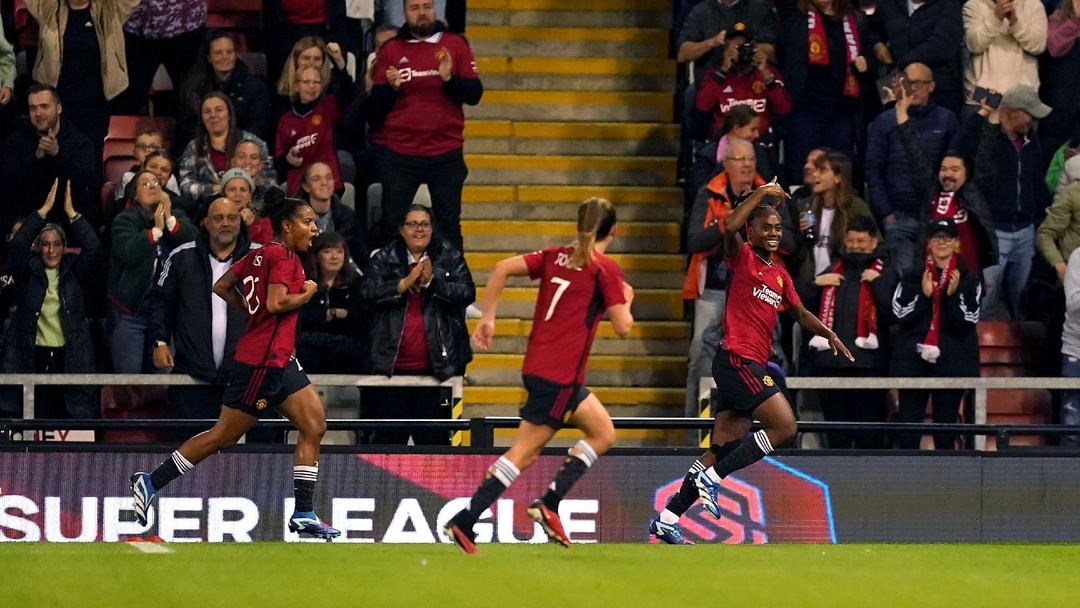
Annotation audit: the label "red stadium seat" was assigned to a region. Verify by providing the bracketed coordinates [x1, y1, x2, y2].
[105, 157, 135, 185]
[105, 116, 176, 145]
[100, 385, 174, 443]
[206, 0, 260, 11]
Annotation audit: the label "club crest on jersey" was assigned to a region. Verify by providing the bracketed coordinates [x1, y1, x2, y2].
[763, 375, 774, 387]
[753, 283, 782, 308]
[255, 399, 268, 411]
[776, 276, 784, 289]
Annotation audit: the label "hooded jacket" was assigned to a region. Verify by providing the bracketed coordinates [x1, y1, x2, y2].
[359, 236, 474, 380]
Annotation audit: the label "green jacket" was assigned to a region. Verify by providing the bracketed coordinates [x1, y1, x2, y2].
[108, 205, 197, 313]
[1036, 182, 1080, 268]
[1046, 142, 1067, 195]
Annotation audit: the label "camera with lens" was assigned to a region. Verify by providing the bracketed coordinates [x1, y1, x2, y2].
[736, 42, 756, 65]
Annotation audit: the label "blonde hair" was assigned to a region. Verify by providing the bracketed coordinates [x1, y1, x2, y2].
[277, 37, 332, 96]
[569, 197, 616, 269]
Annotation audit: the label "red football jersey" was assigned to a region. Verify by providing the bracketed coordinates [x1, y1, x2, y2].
[230, 242, 307, 368]
[521, 246, 626, 385]
[721, 243, 800, 365]
[372, 31, 479, 157]
[275, 95, 342, 196]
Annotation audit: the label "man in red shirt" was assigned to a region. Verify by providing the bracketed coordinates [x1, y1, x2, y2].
[695, 32, 792, 138]
[370, 0, 482, 251]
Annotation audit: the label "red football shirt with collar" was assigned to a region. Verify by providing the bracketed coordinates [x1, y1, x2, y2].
[230, 242, 307, 368]
[275, 95, 342, 196]
[372, 31, 479, 157]
[721, 243, 800, 364]
[521, 246, 626, 385]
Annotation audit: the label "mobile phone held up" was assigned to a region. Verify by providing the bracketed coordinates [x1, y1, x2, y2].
[973, 86, 1002, 109]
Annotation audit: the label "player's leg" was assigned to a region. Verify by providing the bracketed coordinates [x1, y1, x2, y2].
[700, 391, 795, 487]
[528, 392, 615, 547]
[278, 380, 340, 539]
[130, 407, 258, 526]
[651, 411, 751, 544]
[445, 419, 557, 554]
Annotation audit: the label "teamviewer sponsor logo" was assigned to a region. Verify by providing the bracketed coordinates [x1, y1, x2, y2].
[398, 68, 440, 83]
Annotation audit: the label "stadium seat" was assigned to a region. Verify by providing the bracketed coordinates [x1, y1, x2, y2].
[105, 116, 176, 146]
[100, 385, 174, 443]
[105, 157, 134, 186]
[101, 182, 116, 208]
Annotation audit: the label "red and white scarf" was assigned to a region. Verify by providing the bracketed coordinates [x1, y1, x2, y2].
[916, 254, 957, 364]
[809, 258, 885, 351]
[807, 10, 861, 98]
[931, 191, 982, 278]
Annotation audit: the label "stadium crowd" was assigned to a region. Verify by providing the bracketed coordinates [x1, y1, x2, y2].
[0, 0, 1077, 448]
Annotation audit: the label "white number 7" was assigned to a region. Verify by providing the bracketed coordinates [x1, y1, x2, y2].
[544, 277, 571, 321]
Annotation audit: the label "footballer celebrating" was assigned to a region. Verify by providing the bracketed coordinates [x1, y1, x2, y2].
[444, 198, 634, 554]
[130, 189, 341, 539]
[651, 180, 853, 545]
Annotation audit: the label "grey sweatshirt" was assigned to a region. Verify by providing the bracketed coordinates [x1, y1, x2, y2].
[1063, 247, 1080, 359]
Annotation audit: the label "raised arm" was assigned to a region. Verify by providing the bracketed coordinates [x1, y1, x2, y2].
[723, 179, 786, 257]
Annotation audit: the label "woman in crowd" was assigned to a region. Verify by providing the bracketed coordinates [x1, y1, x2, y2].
[779, 0, 875, 185]
[263, 2, 350, 89]
[0, 181, 104, 419]
[890, 218, 981, 450]
[178, 30, 271, 145]
[230, 139, 279, 190]
[216, 167, 274, 244]
[108, 170, 198, 373]
[298, 162, 366, 261]
[1040, 0, 1080, 163]
[297, 232, 365, 374]
[794, 151, 874, 281]
[276, 66, 352, 196]
[178, 93, 275, 211]
[691, 106, 774, 195]
[359, 204, 474, 445]
[273, 36, 351, 119]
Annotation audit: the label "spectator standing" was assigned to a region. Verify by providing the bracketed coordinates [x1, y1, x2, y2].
[298, 162, 367, 261]
[108, 170, 198, 373]
[178, 93, 275, 210]
[273, 37, 352, 121]
[25, 0, 140, 161]
[370, 0, 482, 250]
[957, 85, 1052, 320]
[147, 198, 256, 419]
[178, 31, 272, 147]
[113, 130, 181, 204]
[866, 63, 960, 276]
[0, 181, 103, 419]
[263, 0, 350, 87]
[690, 106, 774, 195]
[796, 216, 892, 449]
[869, 0, 966, 113]
[695, 33, 791, 140]
[359, 204, 474, 445]
[275, 67, 351, 196]
[113, 0, 207, 115]
[793, 152, 874, 281]
[1, 85, 98, 228]
[1041, 0, 1080, 171]
[779, 0, 876, 185]
[297, 232, 365, 374]
[1037, 173, 1080, 284]
[0, 19, 14, 108]
[890, 218, 981, 450]
[1060, 245, 1080, 445]
[962, 0, 1047, 114]
[1044, 119, 1080, 195]
[676, 0, 779, 85]
[107, 150, 186, 240]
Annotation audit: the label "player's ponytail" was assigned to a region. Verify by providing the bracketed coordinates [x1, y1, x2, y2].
[262, 186, 310, 237]
[569, 197, 616, 269]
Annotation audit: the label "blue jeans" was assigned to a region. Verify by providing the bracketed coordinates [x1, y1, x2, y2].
[108, 302, 153, 374]
[1061, 355, 1080, 446]
[884, 214, 921, 279]
[981, 226, 1035, 320]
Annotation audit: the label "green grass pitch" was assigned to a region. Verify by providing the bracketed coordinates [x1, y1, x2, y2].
[5, 543, 1079, 607]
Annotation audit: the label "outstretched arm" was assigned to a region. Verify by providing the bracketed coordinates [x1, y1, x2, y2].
[471, 255, 531, 350]
[790, 302, 855, 361]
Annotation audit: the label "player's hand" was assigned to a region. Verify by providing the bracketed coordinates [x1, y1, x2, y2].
[152, 344, 174, 369]
[38, 178, 59, 217]
[922, 269, 934, 297]
[301, 280, 319, 301]
[756, 177, 788, 201]
[437, 47, 453, 82]
[947, 269, 961, 296]
[387, 66, 403, 89]
[815, 273, 843, 287]
[829, 332, 855, 362]
[861, 268, 881, 283]
[471, 316, 495, 351]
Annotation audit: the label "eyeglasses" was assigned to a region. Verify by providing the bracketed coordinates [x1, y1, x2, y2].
[907, 79, 933, 88]
[403, 221, 432, 230]
[726, 155, 756, 163]
[135, 143, 162, 152]
[929, 235, 955, 243]
[141, 180, 162, 188]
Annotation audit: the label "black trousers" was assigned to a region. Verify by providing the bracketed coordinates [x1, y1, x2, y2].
[168, 382, 284, 444]
[818, 384, 889, 449]
[112, 28, 206, 115]
[378, 148, 467, 250]
[34, 346, 70, 419]
[896, 389, 964, 450]
[362, 384, 450, 446]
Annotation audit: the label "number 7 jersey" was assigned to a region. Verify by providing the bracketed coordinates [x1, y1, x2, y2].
[230, 242, 307, 369]
[521, 246, 627, 385]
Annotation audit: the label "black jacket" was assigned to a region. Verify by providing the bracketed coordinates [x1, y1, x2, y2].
[896, 120, 999, 272]
[778, 9, 877, 107]
[263, 0, 348, 50]
[889, 257, 981, 377]
[0, 117, 99, 228]
[868, 0, 965, 112]
[796, 249, 894, 372]
[308, 194, 369, 262]
[677, 0, 780, 83]
[298, 276, 364, 346]
[954, 113, 1052, 232]
[0, 215, 104, 417]
[146, 225, 256, 383]
[179, 60, 272, 146]
[359, 237, 474, 380]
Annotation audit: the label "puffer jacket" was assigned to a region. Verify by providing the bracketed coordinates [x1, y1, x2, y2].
[108, 203, 198, 313]
[359, 237, 474, 380]
[0, 215, 105, 417]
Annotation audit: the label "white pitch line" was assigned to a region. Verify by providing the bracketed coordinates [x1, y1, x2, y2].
[128, 542, 174, 554]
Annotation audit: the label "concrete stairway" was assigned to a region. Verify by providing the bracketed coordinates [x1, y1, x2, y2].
[460, 0, 688, 446]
